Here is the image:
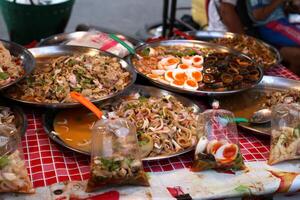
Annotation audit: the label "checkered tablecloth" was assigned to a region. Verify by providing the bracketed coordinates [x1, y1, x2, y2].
[21, 65, 298, 188]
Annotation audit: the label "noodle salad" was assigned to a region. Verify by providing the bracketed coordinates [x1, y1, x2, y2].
[108, 93, 199, 157]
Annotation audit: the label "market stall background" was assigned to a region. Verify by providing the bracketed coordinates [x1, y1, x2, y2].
[0, 0, 191, 40]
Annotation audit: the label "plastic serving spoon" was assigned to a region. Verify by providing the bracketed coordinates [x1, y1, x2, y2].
[70, 92, 103, 119]
[108, 33, 143, 59]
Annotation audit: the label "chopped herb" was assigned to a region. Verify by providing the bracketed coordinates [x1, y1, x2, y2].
[0, 72, 9, 80]
[141, 47, 151, 56]
[100, 158, 121, 171]
[138, 140, 148, 146]
[0, 156, 9, 169]
[234, 185, 251, 195]
[138, 96, 148, 103]
[137, 131, 144, 136]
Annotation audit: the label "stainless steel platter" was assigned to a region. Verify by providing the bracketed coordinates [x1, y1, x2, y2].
[0, 39, 35, 90]
[181, 31, 282, 68]
[128, 39, 264, 96]
[38, 31, 144, 48]
[4, 45, 136, 108]
[216, 76, 300, 136]
[43, 84, 203, 161]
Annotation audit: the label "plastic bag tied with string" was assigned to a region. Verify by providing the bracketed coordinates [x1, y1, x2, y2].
[86, 118, 149, 192]
[269, 103, 300, 165]
[192, 102, 245, 171]
[0, 107, 34, 193]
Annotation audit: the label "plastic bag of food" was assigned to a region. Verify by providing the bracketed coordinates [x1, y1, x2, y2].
[0, 107, 34, 193]
[192, 103, 245, 171]
[86, 118, 149, 192]
[66, 30, 133, 58]
[269, 103, 300, 165]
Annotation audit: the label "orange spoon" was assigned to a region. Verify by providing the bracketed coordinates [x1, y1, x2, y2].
[70, 92, 103, 119]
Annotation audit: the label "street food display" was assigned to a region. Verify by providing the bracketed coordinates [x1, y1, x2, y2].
[269, 104, 300, 165]
[86, 118, 149, 192]
[0, 107, 33, 193]
[3, 28, 300, 199]
[131, 41, 262, 94]
[47, 85, 200, 159]
[192, 106, 245, 171]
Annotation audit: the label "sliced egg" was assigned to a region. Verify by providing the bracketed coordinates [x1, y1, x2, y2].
[195, 136, 209, 155]
[173, 70, 188, 82]
[206, 140, 225, 154]
[164, 70, 175, 82]
[192, 55, 204, 66]
[181, 56, 193, 65]
[214, 143, 239, 164]
[151, 69, 166, 76]
[184, 79, 199, 90]
[177, 63, 191, 71]
[147, 73, 160, 80]
[187, 69, 203, 82]
[170, 79, 185, 88]
[158, 56, 180, 70]
[191, 64, 204, 71]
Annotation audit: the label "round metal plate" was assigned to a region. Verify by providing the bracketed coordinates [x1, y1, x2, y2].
[182, 31, 282, 68]
[128, 39, 264, 96]
[0, 100, 28, 138]
[43, 84, 203, 160]
[38, 31, 144, 49]
[4, 45, 136, 108]
[0, 39, 35, 90]
[217, 76, 300, 136]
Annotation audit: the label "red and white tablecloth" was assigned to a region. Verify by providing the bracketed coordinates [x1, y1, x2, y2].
[20, 65, 299, 189]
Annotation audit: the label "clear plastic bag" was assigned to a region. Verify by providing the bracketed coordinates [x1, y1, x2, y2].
[192, 106, 245, 171]
[269, 103, 300, 165]
[66, 30, 133, 58]
[0, 107, 34, 193]
[86, 118, 149, 192]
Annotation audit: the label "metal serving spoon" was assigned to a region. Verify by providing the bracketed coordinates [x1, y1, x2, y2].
[234, 108, 272, 124]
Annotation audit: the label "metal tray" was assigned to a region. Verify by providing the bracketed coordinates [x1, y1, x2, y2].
[4, 45, 136, 108]
[0, 101, 28, 136]
[128, 40, 264, 96]
[0, 39, 35, 90]
[216, 76, 300, 136]
[38, 31, 144, 48]
[182, 31, 282, 68]
[43, 84, 203, 161]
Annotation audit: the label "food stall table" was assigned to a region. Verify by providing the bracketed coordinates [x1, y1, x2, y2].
[5, 64, 300, 199]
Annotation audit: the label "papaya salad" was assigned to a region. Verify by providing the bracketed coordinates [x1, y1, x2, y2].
[7, 54, 131, 103]
[107, 93, 198, 157]
[132, 45, 262, 92]
[0, 42, 25, 87]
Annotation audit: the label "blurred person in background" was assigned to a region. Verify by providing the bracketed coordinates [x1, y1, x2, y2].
[207, 0, 245, 33]
[247, 0, 300, 74]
